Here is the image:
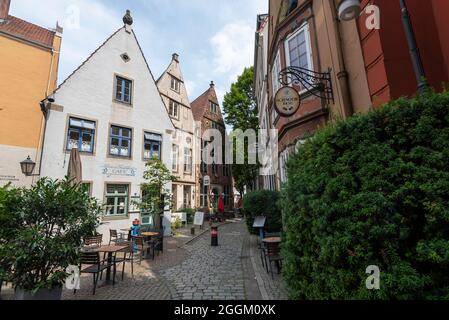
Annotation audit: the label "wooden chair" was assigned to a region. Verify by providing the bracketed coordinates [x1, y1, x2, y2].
[109, 229, 124, 245]
[264, 242, 283, 279]
[132, 236, 151, 264]
[113, 243, 135, 280]
[83, 234, 103, 247]
[76, 252, 114, 295]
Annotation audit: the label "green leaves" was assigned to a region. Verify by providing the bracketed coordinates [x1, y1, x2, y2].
[243, 190, 282, 234]
[281, 91, 449, 299]
[0, 177, 101, 291]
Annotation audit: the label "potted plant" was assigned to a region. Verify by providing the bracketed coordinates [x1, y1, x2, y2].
[1, 178, 101, 300]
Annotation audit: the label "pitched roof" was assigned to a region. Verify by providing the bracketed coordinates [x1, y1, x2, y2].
[0, 15, 55, 48]
[191, 85, 219, 121]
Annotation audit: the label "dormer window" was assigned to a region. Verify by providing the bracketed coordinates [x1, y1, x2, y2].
[171, 76, 180, 92]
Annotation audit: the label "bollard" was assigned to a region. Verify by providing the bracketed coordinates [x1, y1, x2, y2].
[211, 226, 218, 246]
[191, 227, 195, 235]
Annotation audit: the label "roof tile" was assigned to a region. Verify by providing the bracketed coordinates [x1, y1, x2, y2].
[0, 15, 55, 48]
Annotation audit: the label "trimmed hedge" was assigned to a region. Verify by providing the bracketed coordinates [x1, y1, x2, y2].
[281, 91, 449, 300]
[243, 190, 282, 234]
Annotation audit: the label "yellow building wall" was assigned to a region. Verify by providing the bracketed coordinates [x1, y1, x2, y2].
[0, 35, 60, 149]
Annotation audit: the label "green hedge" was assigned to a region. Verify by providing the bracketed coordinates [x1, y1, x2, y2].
[243, 190, 282, 234]
[281, 91, 449, 300]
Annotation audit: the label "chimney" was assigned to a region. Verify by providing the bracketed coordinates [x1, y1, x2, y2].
[172, 53, 179, 62]
[210, 81, 215, 88]
[0, 0, 11, 21]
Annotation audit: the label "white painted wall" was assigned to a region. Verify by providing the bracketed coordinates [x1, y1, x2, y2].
[40, 26, 175, 238]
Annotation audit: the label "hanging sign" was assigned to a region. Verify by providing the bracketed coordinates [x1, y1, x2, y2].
[274, 86, 301, 117]
[203, 175, 211, 187]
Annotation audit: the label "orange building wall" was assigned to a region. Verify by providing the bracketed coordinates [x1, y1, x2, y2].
[0, 35, 60, 149]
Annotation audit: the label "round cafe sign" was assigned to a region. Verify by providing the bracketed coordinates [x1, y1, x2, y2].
[274, 86, 301, 117]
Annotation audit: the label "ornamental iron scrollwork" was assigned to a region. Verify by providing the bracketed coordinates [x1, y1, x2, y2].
[278, 66, 334, 104]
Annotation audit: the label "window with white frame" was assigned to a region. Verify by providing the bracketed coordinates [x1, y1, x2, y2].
[105, 184, 129, 216]
[200, 183, 208, 208]
[210, 101, 218, 113]
[184, 148, 192, 173]
[271, 49, 281, 97]
[284, 23, 313, 91]
[172, 144, 179, 172]
[169, 100, 179, 119]
[279, 149, 290, 184]
[171, 76, 181, 92]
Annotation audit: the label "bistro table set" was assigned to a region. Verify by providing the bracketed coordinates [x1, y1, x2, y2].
[260, 234, 283, 279]
[77, 227, 163, 295]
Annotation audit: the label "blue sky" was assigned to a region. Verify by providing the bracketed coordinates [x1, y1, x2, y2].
[10, 0, 268, 104]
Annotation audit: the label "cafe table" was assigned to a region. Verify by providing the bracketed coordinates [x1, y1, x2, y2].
[262, 237, 281, 244]
[83, 245, 128, 282]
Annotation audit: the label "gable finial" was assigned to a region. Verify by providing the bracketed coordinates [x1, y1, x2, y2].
[210, 81, 215, 88]
[123, 10, 133, 26]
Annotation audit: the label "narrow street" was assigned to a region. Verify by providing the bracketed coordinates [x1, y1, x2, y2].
[1, 220, 287, 301]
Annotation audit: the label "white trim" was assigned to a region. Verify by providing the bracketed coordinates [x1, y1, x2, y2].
[271, 49, 281, 98]
[284, 23, 313, 71]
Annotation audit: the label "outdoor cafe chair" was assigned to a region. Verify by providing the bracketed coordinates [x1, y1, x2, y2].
[264, 241, 283, 280]
[76, 251, 115, 295]
[260, 232, 281, 270]
[109, 229, 125, 245]
[113, 243, 135, 280]
[132, 236, 151, 264]
[83, 234, 103, 247]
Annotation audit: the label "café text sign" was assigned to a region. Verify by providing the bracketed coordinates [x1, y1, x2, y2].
[102, 165, 137, 178]
[274, 86, 301, 117]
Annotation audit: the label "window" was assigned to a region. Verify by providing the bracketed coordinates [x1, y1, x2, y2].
[200, 184, 208, 208]
[144, 132, 162, 160]
[67, 117, 95, 153]
[201, 140, 208, 174]
[211, 121, 220, 130]
[172, 144, 179, 172]
[115, 76, 132, 104]
[82, 182, 92, 196]
[169, 100, 179, 119]
[184, 148, 192, 173]
[210, 101, 218, 113]
[284, 24, 313, 90]
[171, 76, 180, 92]
[212, 162, 218, 176]
[280, 149, 290, 184]
[109, 126, 132, 158]
[105, 184, 129, 216]
[271, 50, 281, 97]
[223, 185, 231, 206]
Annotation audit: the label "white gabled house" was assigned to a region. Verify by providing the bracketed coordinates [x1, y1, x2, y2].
[40, 11, 175, 237]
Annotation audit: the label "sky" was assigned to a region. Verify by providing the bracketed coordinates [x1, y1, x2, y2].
[10, 0, 268, 105]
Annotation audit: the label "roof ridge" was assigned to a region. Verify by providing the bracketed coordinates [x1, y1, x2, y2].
[51, 26, 124, 94]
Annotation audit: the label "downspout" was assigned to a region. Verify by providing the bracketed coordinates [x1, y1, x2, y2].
[327, 0, 355, 119]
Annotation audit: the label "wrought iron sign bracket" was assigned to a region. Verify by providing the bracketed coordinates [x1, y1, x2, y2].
[278, 66, 334, 104]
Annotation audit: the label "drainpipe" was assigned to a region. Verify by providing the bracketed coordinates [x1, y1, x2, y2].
[328, 0, 354, 119]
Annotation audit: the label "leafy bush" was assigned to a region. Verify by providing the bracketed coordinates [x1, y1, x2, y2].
[1, 178, 101, 292]
[243, 190, 282, 234]
[281, 91, 449, 300]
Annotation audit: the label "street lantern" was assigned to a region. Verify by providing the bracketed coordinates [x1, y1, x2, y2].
[20, 156, 36, 176]
[337, 0, 361, 21]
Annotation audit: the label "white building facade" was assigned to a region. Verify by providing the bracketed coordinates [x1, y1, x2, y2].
[156, 54, 198, 212]
[40, 16, 174, 237]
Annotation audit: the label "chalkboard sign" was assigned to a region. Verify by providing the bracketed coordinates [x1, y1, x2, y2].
[181, 212, 187, 223]
[253, 216, 266, 228]
[193, 212, 204, 227]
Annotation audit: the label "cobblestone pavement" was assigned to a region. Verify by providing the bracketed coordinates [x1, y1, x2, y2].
[1, 220, 288, 300]
[161, 220, 268, 300]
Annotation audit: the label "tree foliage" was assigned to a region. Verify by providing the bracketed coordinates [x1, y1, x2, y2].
[223, 66, 259, 194]
[282, 91, 449, 300]
[243, 190, 282, 234]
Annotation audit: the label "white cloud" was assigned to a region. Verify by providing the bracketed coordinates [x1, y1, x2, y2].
[210, 21, 255, 80]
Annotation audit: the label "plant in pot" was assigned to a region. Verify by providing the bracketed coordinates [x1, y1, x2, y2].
[2, 178, 101, 300]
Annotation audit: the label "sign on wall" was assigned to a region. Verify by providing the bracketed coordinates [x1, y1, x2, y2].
[274, 86, 301, 117]
[203, 175, 211, 187]
[102, 165, 137, 178]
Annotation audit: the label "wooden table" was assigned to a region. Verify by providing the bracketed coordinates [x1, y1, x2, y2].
[263, 237, 281, 244]
[141, 231, 160, 237]
[83, 245, 128, 282]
